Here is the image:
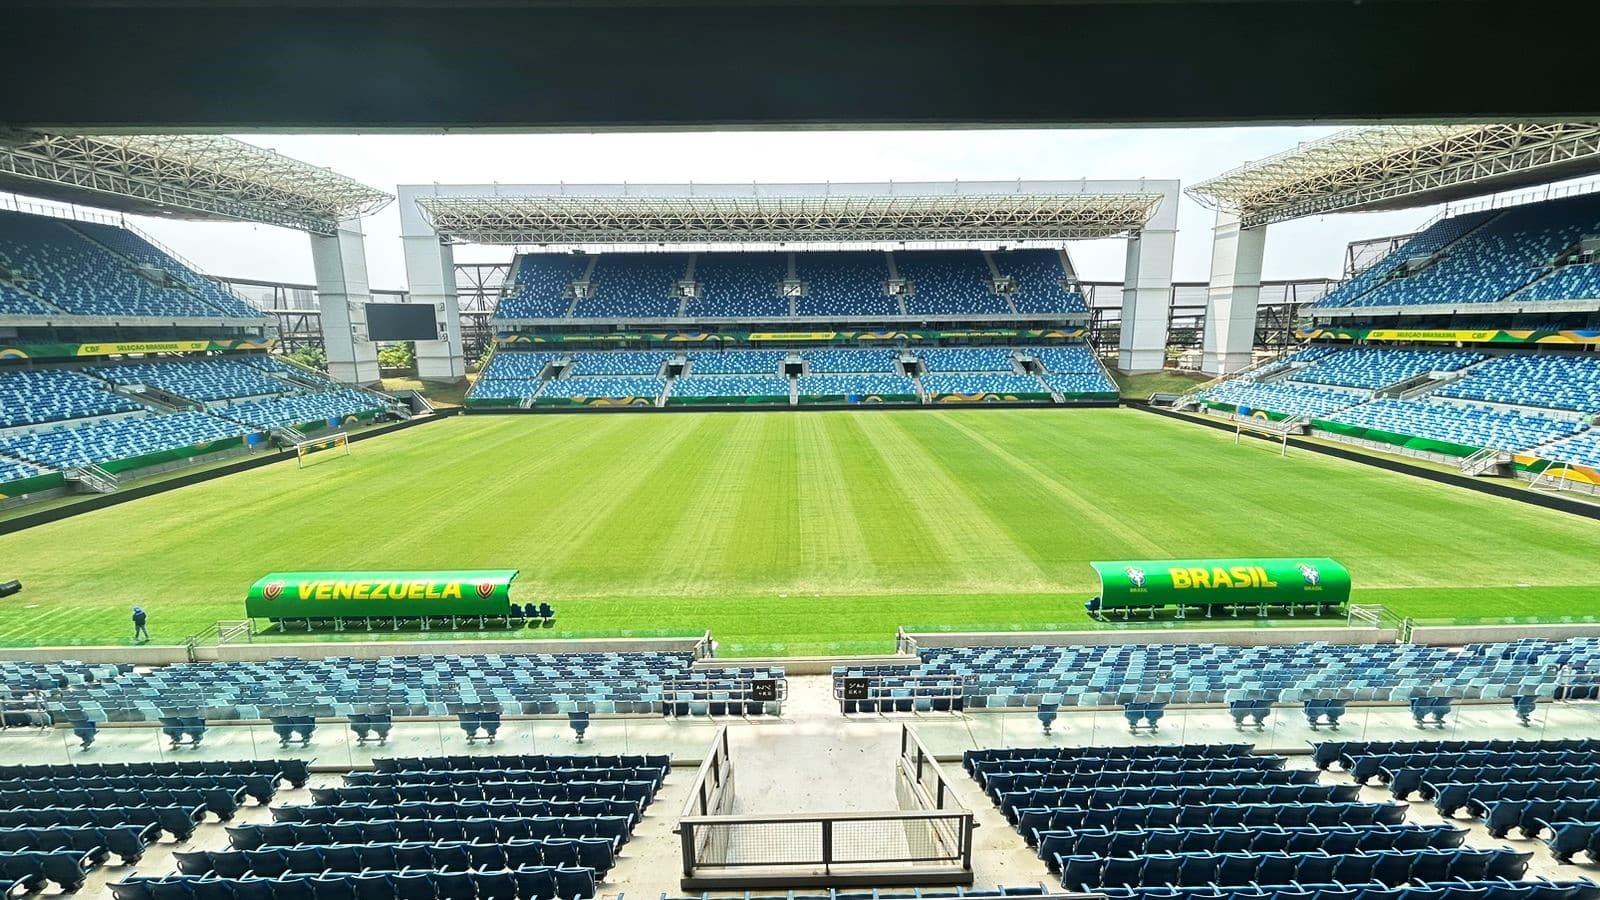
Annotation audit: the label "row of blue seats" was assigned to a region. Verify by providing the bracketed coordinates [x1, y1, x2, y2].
[231, 816, 634, 851]
[0, 805, 203, 841]
[0, 823, 154, 863]
[1388, 765, 1600, 802]
[1096, 880, 1600, 900]
[1350, 750, 1600, 786]
[113, 865, 598, 900]
[0, 759, 308, 786]
[1483, 799, 1600, 839]
[985, 767, 1319, 801]
[372, 755, 667, 774]
[1036, 824, 1466, 860]
[965, 744, 1253, 773]
[972, 755, 1282, 787]
[1054, 848, 1531, 890]
[1544, 821, 1600, 864]
[1314, 739, 1600, 772]
[0, 786, 245, 820]
[307, 781, 653, 807]
[0, 848, 101, 894]
[0, 772, 277, 804]
[1001, 784, 1361, 822]
[174, 838, 616, 880]
[1017, 803, 1408, 841]
[271, 799, 636, 827]
[346, 766, 665, 788]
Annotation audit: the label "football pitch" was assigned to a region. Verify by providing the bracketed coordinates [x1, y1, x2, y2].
[4, 407, 1600, 655]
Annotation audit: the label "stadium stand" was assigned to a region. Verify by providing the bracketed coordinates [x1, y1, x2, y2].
[1326, 399, 1583, 450]
[472, 351, 564, 403]
[923, 373, 1048, 397]
[0, 458, 43, 482]
[793, 251, 897, 316]
[90, 360, 291, 403]
[579, 253, 686, 318]
[686, 349, 786, 374]
[1198, 380, 1364, 419]
[670, 374, 791, 400]
[803, 348, 900, 373]
[1434, 353, 1600, 413]
[0, 210, 260, 319]
[1311, 210, 1501, 309]
[1291, 348, 1486, 390]
[0, 411, 249, 470]
[567, 351, 671, 377]
[1539, 430, 1600, 468]
[918, 347, 1018, 372]
[897, 250, 1011, 316]
[498, 254, 593, 318]
[0, 369, 142, 428]
[218, 390, 386, 430]
[1030, 344, 1118, 395]
[540, 376, 667, 403]
[795, 373, 917, 401]
[689, 252, 789, 317]
[1001, 249, 1089, 314]
[39, 652, 785, 722]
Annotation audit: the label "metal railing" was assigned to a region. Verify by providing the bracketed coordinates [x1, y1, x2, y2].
[676, 725, 975, 889]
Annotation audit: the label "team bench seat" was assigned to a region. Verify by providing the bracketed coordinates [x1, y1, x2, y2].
[176, 837, 617, 879]
[310, 780, 654, 807]
[1387, 765, 1600, 802]
[0, 847, 106, 894]
[1439, 780, 1600, 819]
[1000, 783, 1361, 823]
[1017, 802, 1408, 844]
[0, 773, 278, 805]
[347, 766, 666, 789]
[1035, 823, 1467, 862]
[985, 768, 1317, 802]
[229, 816, 634, 852]
[0, 805, 204, 841]
[0, 823, 157, 864]
[972, 755, 1283, 788]
[1054, 847, 1531, 891]
[373, 755, 670, 775]
[1483, 799, 1600, 839]
[113, 865, 599, 900]
[269, 799, 638, 831]
[0, 786, 246, 821]
[1311, 739, 1600, 772]
[1093, 879, 1600, 900]
[965, 744, 1255, 774]
[0, 761, 309, 788]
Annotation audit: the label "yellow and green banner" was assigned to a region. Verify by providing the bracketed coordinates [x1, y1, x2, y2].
[246, 570, 518, 619]
[0, 337, 275, 362]
[1297, 326, 1600, 346]
[1090, 557, 1350, 610]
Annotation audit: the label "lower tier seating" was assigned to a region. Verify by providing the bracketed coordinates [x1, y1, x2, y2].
[0, 411, 248, 470]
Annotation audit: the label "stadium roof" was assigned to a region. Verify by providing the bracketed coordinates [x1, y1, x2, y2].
[0, 133, 392, 234]
[1187, 123, 1600, 228]
[409, 181, 1171, 245]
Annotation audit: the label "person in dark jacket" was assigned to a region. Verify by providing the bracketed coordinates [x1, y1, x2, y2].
[132, 606, 149, 643]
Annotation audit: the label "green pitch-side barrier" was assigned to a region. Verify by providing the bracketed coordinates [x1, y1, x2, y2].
[1089, 557, 1350, 617]
[246, 570, 518, 619]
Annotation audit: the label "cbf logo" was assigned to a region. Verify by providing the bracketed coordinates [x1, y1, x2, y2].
[1125, 567, 1148, 590]
[262, 580, 287, 601]
[1297, 564, 1321, 586]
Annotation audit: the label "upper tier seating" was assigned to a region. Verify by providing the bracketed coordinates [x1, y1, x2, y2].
[796, 374, 917, 398]
[240, 355, 339, 389]
[0, 211, 253, 319]
[671, 374, 790, 398]
[567, 351, 671, 377]
[918, 347, 1017, 372]
[0, 369, 141, 428]
[91, 360, 290, 403]
[794, 252, 896, 316]
[65, 221, 262, 318]
[0, 411, 248, 470]
[803, 348, 900, 373]
[1434, 354, 1600, 413]
[1001, 249, 1088, 314]
[1522, 262, 1600, 301]
[1292, 348, 1485, 390]
[898, 250, 1011, 316]
[1538, 430, 1600, 468]
[43, 652, 784, 722]
[578, 254, 685, 318]
[541, 377, 666, 401]
[689, 253, 788, 317]
[497, 254, 592, 318]
[1199, 381, 1364, 419]
[686, 350, 785, 374]
[1327, 398, 1582, 450]
[1312, 211, 1500, 309]
[923, 373, 1046, 396]
[218, 390, 385, 430]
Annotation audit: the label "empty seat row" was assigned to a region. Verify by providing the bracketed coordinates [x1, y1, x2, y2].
[1434, 779, 1600, 819]
[1096, 879, 1600, 900]
[973, 755, 1284, 787]
[373, 755, 669, 775]
[1001, 784, 1362, 822]
[270, 801, 637, 830]
[230, 816, 633, 852]
[0, 805, 203, 841]
[113, 865, 598, 900]
[1388, 765, 1600, 802]
[0, 772, 278, 804]
[176, 838, 616, 880]
[0, 760, 309, 788]
[346, 766, 665, 789]
[1055, 848, 1531, 890]
[1019, 803, 1407, 843]
[0, 786, 245, 820]
[309, 780, 653, 808]
[986, 767, 1318, 801]
[1036, 824, 1467, 861]
[965, 745, 1253, 774]
[0, 848, 104, 894]
[1311, 740, 1600, 772]
[1348, 750, 1600, 785]
[0, 823, 155, 864]
[1482, 799, 1600, 839]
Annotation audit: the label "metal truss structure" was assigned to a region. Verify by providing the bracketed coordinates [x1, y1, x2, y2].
[411, 181, 1167, 245]
[0, 133, 392, 234]
[1188, 124, 1600, 228]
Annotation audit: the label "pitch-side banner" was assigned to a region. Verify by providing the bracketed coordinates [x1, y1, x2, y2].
[245, 570, 518, 618]
[1090, 558, 1350, 609]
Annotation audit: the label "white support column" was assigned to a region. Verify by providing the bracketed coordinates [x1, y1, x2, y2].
[310, 216, 380, 386]
[1117, 184, 1178, 373]
[399, 188, 465, 381]
[1201, 208, 1267, 376]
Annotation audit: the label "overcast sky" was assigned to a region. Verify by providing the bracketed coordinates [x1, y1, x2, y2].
[109, 128, 1465, 291]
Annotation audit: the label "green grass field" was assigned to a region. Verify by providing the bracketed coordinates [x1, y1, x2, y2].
[4, 407, 1600, 655]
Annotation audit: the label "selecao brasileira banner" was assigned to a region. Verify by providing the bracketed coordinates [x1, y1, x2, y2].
[1089, 558, 1350, 610]
[245, 570, 518, 618]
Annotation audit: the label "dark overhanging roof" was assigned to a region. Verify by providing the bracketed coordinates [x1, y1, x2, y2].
[0, 1, 1595, 131]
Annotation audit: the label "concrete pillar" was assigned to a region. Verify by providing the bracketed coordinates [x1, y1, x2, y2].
[399, 190, 465, 381]
[1201, 208, 1267, 376]
[1117, 228, 1176, 374]
[310, 217, 380, 386]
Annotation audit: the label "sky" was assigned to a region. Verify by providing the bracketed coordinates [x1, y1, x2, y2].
[101, 128, 1471, 291]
